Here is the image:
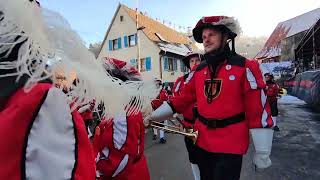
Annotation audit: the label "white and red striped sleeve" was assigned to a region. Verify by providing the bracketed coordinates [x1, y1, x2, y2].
[244, 60, 274, 128]
[95, 113, 131, 178]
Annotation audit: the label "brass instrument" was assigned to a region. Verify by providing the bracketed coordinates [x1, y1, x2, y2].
[149, 118, 198, 143]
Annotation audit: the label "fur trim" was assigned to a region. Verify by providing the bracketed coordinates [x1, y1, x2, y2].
[210, 17, 241, 37]
[193, 16, 242, 43]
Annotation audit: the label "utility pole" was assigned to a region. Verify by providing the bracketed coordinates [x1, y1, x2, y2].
[135, 0, 146, 73]
[136, 0, 141, 72]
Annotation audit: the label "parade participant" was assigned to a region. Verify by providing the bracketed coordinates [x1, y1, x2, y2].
[93, 58, 150, 180]
[146, 16, 274, 179]
[265, 73, 280, 131]
[151, 80, 169, 143]
[173, 52, 201, 180]
[0, 1, 158, 179]
[0, 1, 95, 179]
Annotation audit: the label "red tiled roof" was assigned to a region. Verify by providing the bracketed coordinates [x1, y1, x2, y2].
[122, 5, 198, 51]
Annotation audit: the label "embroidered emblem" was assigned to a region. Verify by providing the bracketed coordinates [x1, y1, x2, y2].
[204, 79, 222, 101]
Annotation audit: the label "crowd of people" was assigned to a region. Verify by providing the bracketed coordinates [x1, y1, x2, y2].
[0, 1, 280, 180]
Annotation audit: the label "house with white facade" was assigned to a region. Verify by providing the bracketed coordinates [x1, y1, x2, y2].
[97, 4, 199, 83]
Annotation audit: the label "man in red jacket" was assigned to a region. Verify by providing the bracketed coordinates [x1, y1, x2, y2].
[146, 16, 274, 179]
[173, 52, 201, 180]
[265, 73, 280, 131]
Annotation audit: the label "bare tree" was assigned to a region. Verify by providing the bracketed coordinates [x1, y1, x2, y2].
[235, 36, 267, 58]
[88, 42, 102, 58]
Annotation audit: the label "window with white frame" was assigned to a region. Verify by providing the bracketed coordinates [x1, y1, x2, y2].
[130, 57, 151, 72]
[140, 57, 151, 72]
[164, 56, 177, 71]
[113, 39, 119, 50]
[128, 34, 136, 46]
[130, 59, 138, 70]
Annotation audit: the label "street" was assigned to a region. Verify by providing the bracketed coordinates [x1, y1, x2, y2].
[144, 96, 320, 180]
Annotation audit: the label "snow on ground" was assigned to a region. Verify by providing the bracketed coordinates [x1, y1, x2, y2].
[278, 95, 306, 105]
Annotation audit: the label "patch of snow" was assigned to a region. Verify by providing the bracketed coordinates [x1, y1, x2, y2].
[157, 42, 191, 56]
[278, 95, 306, 105]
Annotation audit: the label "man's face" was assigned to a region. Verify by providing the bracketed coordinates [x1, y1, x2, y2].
[202, 28, 224, 53]
[265, 75, 271, 81]
[189, 56, 201, 69]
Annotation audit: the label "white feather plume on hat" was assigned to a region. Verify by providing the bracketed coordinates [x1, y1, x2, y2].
[0, 0, 159, 118]
[210, 16, 241, 37]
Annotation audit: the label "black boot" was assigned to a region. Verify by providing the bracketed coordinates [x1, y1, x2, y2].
[152, 134, 157, 140]
[273, 126, 280, 131]
[159, 137, 167, 144]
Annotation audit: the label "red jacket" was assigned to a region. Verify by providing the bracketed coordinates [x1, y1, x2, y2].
[78, 99, 95, 121]
[93, 112, 150, 180]
[169, 57, 273, 154]
[266, 82, 279, 103]
[151, 89, 168, 110]
[0, 83, 95, 180]
[173, 73, 195, 128]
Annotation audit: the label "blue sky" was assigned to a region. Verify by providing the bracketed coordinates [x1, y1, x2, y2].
[41, 0, 320, 46]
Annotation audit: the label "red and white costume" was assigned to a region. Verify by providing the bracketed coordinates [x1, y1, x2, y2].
[93, 112, 149, 180]
[78, 99, 95, 121]
[173, 72, 196, 128]
[0, 83, 96, 180]
[148, 16, 275, 175]
[0, 1, 157, 179]
[151, 89, 168, 110]
[92, 58, 150, 180]
[266, 82, 280, 104]
[169, 57, 273, 154]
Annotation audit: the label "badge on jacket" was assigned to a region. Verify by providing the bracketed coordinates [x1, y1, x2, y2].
[204, 79, 222, 100]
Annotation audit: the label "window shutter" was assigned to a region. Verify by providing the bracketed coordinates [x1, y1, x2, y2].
[124, 36, 128, 47]
[108, 40, 112, 51]
[118, 37, 122, 49]
[173, 59, 178, 71]
[146, 57, 151, 71]
[164, 56, 169, 71]
[180, 59, 185, 72]
[135, 33, 138, 45]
